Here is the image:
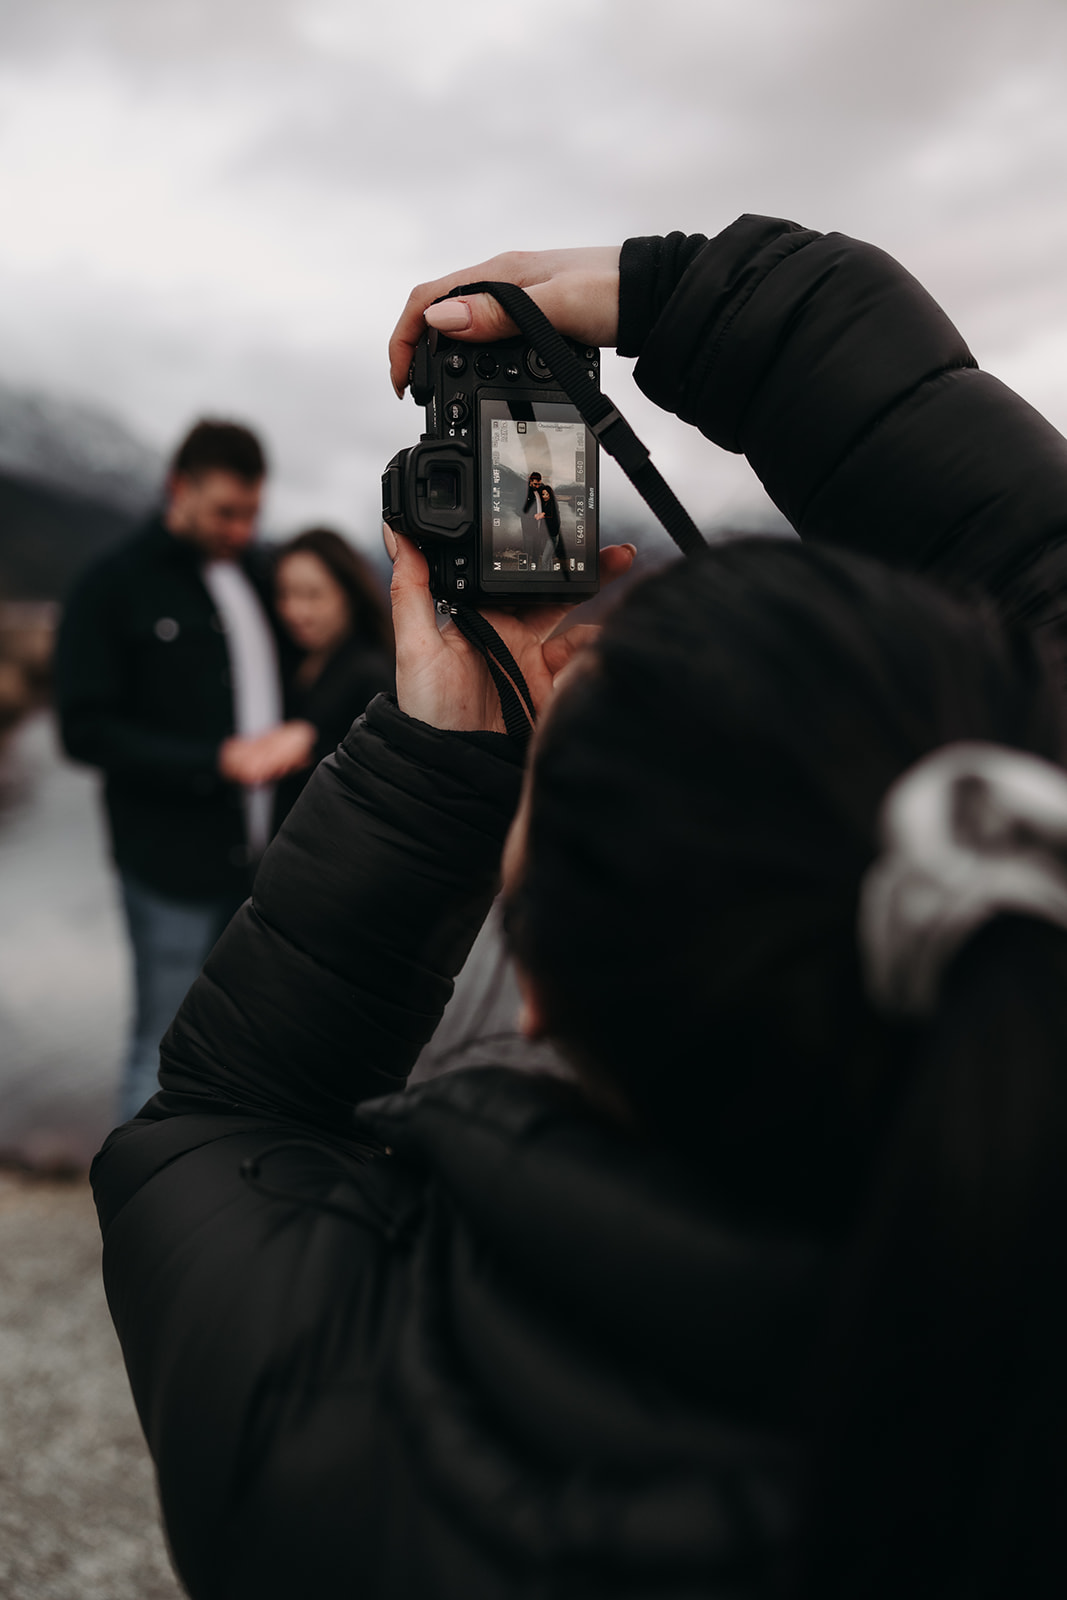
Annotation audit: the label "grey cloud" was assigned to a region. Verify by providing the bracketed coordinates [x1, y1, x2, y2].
[4, 0, 1067, 549]
[219, 0, 1067, 247]
[0, 0, 302, 68]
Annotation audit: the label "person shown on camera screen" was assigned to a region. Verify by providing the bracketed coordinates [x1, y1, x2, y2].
[90, 218, 1067, 1599]
[522, 469, 564, 568]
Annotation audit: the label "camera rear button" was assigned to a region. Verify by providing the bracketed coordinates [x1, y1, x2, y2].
[503, 361, 521, 381]
[445, 352, 467, 375]
[474, 352, 499, 379]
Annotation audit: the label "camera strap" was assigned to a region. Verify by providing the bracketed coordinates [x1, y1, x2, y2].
[448, 604, 537, 742]
[441, 279, 707, 749]
[456, 280, 707, 557]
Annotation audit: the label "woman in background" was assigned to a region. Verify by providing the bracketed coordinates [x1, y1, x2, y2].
[273, 527, 394, 821]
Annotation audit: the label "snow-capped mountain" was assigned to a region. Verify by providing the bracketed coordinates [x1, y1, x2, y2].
[0, 383, 162, 513]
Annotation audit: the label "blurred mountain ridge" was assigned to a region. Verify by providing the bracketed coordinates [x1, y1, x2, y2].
[0, 380, 162, 514]
[0, 382, 162, 601]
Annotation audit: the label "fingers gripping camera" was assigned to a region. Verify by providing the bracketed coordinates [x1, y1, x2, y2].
[383, 330, 600, 607]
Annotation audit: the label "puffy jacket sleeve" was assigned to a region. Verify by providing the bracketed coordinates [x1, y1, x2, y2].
[89, 695, 524, 1598]
[158, 693, 525, 1126]
[625, 215, 1067, 635]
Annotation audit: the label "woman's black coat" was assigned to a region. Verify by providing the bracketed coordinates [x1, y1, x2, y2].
[91, 216, 1067, 1599]
[273, 634, 393, 826]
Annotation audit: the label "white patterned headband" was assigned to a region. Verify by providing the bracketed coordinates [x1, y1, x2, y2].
[859, 742, 1067, 1018]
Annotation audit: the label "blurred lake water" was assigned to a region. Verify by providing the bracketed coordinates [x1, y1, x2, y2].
[0, 712, 127, 1168]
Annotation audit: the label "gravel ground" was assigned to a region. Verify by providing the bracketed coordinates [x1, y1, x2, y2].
[0, 1170, 186, 1600]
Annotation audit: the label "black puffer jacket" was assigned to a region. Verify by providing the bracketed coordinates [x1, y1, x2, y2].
[91, 217, 1067, 1598]
[622, 217, 1067, 648]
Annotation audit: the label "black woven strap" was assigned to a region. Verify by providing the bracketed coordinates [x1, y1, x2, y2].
[454, 279, 707, 559]
[436, 278, 706, 747]
[449, 606, 535, 748]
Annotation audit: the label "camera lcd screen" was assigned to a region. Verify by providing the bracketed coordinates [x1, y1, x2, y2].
[480, 398, 597, 586]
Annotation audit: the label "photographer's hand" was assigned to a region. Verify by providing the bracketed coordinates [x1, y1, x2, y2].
[389, 247, 620, 398]
[386, 527, 635, 735]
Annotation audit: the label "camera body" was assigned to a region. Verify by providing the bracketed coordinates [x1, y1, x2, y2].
[383, 330, 600, 607]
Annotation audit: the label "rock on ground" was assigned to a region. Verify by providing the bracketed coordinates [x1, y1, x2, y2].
[0, 1171, 185, 1599]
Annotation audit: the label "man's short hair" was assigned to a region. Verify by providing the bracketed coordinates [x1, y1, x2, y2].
[170, 420, 267, 484]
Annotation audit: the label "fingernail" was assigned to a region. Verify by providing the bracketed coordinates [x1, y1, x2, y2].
[425, 300, 472, 332]
[392, 378, 405, 400]
[382, 523, 398, 562]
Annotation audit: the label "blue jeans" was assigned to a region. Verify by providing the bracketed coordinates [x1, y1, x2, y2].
[118, 873, 243, 1122]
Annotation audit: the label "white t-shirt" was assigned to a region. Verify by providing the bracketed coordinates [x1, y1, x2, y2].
[201, 560, 282, 857]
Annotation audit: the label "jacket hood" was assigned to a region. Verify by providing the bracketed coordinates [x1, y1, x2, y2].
[356, 1066, 830, 1430]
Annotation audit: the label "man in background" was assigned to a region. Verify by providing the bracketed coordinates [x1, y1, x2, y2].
[58, 419, 313, 1120]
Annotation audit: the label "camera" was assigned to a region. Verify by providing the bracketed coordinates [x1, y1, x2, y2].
[383, 329, 600, 607]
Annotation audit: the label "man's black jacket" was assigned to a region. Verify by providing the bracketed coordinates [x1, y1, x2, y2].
[91, 218, 1067, 1598]
[57, 518, 286, 901]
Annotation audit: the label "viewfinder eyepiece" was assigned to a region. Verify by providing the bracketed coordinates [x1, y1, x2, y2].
[427, 466, 460, 512]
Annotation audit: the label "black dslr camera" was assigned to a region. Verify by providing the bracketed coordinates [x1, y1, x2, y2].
[382, 330, 600, 607]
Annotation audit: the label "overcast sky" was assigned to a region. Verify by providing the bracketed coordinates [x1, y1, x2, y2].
[2, 0, 1067, 547]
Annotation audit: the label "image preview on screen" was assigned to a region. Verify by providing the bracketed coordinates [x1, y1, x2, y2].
[480, 398, 596, 583]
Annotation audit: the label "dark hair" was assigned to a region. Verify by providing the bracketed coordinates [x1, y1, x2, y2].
[506, 538, 1067, 1597]
[528, 472, 542, 482]
[170, 420, 267, 484]
[275, 527, 394, 657]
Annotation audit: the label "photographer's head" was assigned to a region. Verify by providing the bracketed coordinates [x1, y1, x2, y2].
[166, 419, 267, 561]
[505, 540, 1067, 1221]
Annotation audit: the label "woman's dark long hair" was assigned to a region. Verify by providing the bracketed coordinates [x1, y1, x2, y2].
[276, 527, 394, 657]
[505, 539, 1067, 1597]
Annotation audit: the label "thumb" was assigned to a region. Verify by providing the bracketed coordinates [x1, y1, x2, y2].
[387, 531, 440, 658]
[543, 623, 600, 682]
